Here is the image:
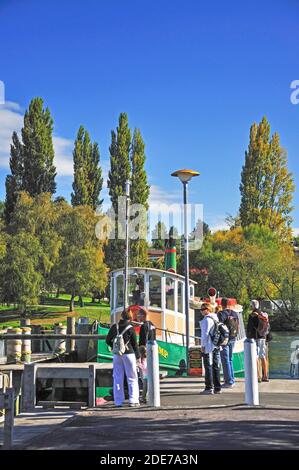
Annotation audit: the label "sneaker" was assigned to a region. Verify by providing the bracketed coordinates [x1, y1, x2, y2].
[262, 378, 269, 382]
[129, 403, 140, 408]
[214, 389, 222, 394]
[200, 389, 214, 395]
[222, 383, 234, 389]
[258, 378, 262, 383]
[115, 404, 123, 408]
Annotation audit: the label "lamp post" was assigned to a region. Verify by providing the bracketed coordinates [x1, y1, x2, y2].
[171, 169, 200, 373]
[124, 179, 131, 309]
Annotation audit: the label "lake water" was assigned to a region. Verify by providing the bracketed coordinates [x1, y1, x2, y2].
[269, 331, 299, 378]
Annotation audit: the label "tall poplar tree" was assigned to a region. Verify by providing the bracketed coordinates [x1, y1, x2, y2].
[71, 126, 103, 210]
[106, 113, 131, 271]
[239, 116, 295, 237]
[130, 128, 150, 266]
[5, 132, 23, 223]
[107, 113, 131, 213]
[4, 97, 56, 223]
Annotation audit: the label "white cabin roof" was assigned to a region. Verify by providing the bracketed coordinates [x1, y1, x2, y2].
[110, 266, 197, 285]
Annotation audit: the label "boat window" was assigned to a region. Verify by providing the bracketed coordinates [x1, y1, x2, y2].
[166, 277, 175, 311]
[128, 274, 145, 306]
[190, 284, 194, 298]
[116, 275, 124, 308]
[149, 274, 161, 308]
[178, 281, 183, 313]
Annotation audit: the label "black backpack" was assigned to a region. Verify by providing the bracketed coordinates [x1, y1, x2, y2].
[209, 316, 229, 347]
[224, 311, 239, 339]
[144, 321, 156, 342]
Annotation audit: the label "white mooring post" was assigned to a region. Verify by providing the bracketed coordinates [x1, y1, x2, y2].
[244, 338, 259, 406]
[147, 340, 160, 407]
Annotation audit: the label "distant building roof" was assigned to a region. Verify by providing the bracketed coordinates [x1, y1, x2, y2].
[147, 249, 164, 260]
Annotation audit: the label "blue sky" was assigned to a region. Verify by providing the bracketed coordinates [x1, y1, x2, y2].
[0, 0, 298, 233]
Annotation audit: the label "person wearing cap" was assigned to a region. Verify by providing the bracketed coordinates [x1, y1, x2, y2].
[137, 307, 156, 347]
[218, 297, 239, 388]
[246, 299, 270, 382]
[200, 303, 222, 395]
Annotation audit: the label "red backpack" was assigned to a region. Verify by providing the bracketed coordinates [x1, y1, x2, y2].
[256, 312, 270, 337]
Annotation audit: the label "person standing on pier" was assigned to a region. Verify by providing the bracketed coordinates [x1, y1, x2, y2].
[246, 300, 270, 382]
[106, 309, 141, 407]
[200, 303, 222, 395]
[137, 307, 156, 347]
[217, 297, 239, 388]
[290, 345, 299, 378]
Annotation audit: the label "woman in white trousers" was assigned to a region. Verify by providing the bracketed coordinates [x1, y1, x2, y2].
[113, 353, 139, 405]
[106, 309, 141, 407]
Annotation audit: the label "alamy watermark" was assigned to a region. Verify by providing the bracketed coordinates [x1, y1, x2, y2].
[290, 80, 299, 104]
[95, 197, 204, 251]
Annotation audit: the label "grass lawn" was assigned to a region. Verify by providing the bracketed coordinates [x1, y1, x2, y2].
[0, 294, 111, 329]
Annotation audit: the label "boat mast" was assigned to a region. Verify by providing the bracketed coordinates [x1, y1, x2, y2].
[124, 179, 130, 309]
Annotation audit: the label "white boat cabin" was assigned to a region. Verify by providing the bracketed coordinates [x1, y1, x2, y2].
[110, 267, 197, 344]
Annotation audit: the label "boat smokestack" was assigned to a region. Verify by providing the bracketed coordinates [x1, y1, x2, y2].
[164, 227, 177, 273]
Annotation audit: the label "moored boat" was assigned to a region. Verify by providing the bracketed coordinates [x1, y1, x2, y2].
[96, 267, 246, 400]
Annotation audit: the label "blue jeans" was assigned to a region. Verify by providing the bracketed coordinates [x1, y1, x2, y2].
[220, 340, 235, 385]
[290, 364, 299, 378]
[202, 348, 221, 392]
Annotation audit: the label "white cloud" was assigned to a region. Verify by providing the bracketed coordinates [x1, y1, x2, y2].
[101, 159, 110, 189]
[205, 214, 230, 233]
[0, 101, 74, 177]
[149, 184, 182, 216]
[293, 228, 299, 237]
[53, 136, 73, 176]
[0, 102, 23, 167]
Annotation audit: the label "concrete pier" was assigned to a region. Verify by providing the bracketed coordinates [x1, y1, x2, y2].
[1, 377, 298, 450]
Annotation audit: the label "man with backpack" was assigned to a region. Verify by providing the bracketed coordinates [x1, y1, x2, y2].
[200, 303, 229, 395]
[218, 298, 240, 388]
[137, 307, 156, 347]
[290, 345, 299, 378]
[246, 299, 270, 382]
[106, 309, 141, 407]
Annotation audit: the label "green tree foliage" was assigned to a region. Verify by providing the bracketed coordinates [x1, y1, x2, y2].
[5, 132, 24, 223]
[5, 98, 56, 223]
[189, 227, 246, 302]
[1, 231, 42, 314]
[107, 113, 131, 214]
[9, 192, 62, 285]
[239, 116, 295, 238]
[53, 205, 107, 311]
[130, 129, 150, 266]
[130, 129, 150, 209]
[151, 221, 168, 249]
[0, 193, 61, 313]
[189, 224, 299, 329]
[105, 113, 131, 271]
[0, 201, 4, 220]
[241, 225, 299, 329]
[71, 126, 103, 210]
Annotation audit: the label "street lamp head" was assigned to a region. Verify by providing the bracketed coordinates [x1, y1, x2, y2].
[171, 169, 200, 183]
